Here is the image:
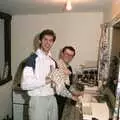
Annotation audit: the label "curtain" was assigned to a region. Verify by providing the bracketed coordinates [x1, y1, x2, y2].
[97, 23, 120, 119]
[97, 23, 112, 83]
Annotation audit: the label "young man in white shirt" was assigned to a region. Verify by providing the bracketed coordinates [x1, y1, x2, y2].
[21, 29, 58, 120]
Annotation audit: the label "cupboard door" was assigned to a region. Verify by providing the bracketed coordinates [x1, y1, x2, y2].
[13, 104, 29, 120]
[13, 104, 23, 120]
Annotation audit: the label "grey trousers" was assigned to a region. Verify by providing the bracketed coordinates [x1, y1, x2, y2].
[29, 95, 58, 120]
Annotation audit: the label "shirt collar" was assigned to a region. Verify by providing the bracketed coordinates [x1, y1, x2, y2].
[35, 48, 51, 57]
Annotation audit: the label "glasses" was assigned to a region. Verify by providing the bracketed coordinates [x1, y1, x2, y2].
[63, 52, 74, 57]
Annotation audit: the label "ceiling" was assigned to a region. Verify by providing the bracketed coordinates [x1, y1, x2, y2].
[0, 0, 112, 15]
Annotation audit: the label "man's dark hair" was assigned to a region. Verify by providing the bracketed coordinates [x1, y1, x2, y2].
[39, 29, 56, 42]
[62, 46, 76, 56]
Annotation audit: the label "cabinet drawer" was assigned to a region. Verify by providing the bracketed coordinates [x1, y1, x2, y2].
[13, 104, 29, 120]
[13, 91, 29, 104]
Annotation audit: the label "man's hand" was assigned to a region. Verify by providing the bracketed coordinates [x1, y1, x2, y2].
[72, 95, 78, 101]
[45, 78, 52, 84]
[72, 91, 84, 97]
[45, 78, 57, 86]
[64, 69, 71, 75]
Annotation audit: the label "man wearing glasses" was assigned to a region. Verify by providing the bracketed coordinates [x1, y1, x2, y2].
[56, 46, 76, 120]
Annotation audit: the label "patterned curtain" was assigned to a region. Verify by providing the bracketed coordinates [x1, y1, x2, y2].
[97, 23, 120, 119]
[97, 23, 112, 83]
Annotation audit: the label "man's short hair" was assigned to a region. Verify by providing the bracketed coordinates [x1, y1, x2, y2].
[62, 46, 76, 56]
[39, 29, 56, 42]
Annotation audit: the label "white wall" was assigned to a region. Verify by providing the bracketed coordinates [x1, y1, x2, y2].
[103, 1, 112, 22]
[103, 8, 112, 22]
[11, 12, 103, 76]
